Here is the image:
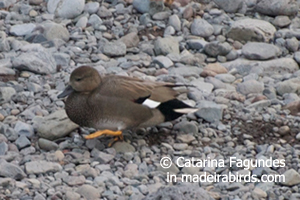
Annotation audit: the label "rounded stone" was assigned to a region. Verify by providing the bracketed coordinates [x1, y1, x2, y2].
[48, 0, 85, 19]
[191, 18, 214, 37]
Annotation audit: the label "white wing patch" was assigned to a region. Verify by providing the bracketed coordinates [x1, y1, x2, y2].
[173, 108, 199, 113]
[142, 99, 161, 108]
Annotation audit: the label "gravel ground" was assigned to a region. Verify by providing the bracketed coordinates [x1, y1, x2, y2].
[1, 0, 300, 199]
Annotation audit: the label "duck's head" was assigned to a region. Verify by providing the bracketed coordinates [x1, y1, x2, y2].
[57, 66, 101, 98]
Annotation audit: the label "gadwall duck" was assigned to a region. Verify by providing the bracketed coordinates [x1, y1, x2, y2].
[58, 66, 198, 140]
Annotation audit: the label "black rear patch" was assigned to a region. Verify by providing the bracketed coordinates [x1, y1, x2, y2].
[157, 99, 192, 121]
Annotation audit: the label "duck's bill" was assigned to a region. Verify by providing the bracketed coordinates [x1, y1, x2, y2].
[57, 85, 74, 98]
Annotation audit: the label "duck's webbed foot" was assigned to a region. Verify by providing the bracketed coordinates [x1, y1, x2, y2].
[108, 135, 124, 147]
[84, 129, 122, 139]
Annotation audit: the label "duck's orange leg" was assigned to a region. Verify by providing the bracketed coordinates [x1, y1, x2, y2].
[84, 129, 123, 139]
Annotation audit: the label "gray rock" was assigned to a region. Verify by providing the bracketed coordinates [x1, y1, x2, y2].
[120, 32, 140, 48]
[256, 182, 275, 192]
[76, 184, 101, 200]
[261, 58, 299, 75]
[103, 41, 127, 57]
[0, 87, 16, 104]
[154, 37, 179, 56]
[0, 0, 16, 8]
[190, 79, 214, 94]
[91, 149, 115, 163]
[12, 44, 56, 74]
[41, 22, 70, 42]
[286, 37, 299, 52]
[21, 4, 33, 15]
[276, 78, 300, 96]
[206, 77, 234, 90]
[0, 141, 7, 155]
[0, 123, 18, 142]
[76, 16, 88, 28]
[138, 185, 149, 195]
[14, 121, 34, 138]
[247, 100, 271, 110]
[25, 31, 48, 44]
[281, 169, 300, 186]
[152, 11, 171, 20]
[227, 19, 276, 42]
[38, 138, 59, 151]
[97, 6, 112, 18]
[84, 2, 99, 14]
[168, 14, 181, 31]
[115, 3, 130, 15]
[283, 93, 300, 104]
[215, 74, 235, 83]
[195, 100, 224, 122]
[273, 15, 291, 27]
[124, 163, 138, 178]
[226, 50, 239, 61]
[144, 184, 213, 200]
[133, 0, 150, 14]
[173, 143, 188, 150]
[0, 159, 26, 180]
[242, 42, 281, 60]
[297, 133, 300, 140]
[10, 23, 36, 36]
[276, 28, 300, 38]
[179, 51, 205, 65]
[237, 80, 264, 95]
[0, 67, 15, 76]
[212, 0, 243, 13]
[139, 13, 153, 26]
[173, 121, 198, 135]
[226, 182, 244, 191]
[25, 160, 62, 174]
[177, 134, 196, 144]
[34, 110, 79, 140]
[169, 65, 202, 78]
[223, 58, 298, 76]
[88, 14, 103, 30]
[295, 52, 300, 65]
[48, 0, 85, 19]
[33, 193, 46, 200]
[256, 0, 298, 16]
[263, 88, 277, 99]
[157, 163, 179, 174]
[53, 52, 70, 66]
[15, 135, 31, 150]
[113, 142, 135, 153]
[291, 193, 300, 200]
[0, 57, 13, 70]
[148, 0, 164, 16]
[187, 39, 207, 50]
[0, 38, 10, 52]
[65, 191, 81, 200]
[153, 56, 174, 68]
[26, 82, 42, 93]
[63, 175, 86, 186]
[204, 41, 232, 57]
[191, 18, 214, 37]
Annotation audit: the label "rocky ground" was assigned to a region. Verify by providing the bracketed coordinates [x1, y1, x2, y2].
[0, 0, 300, 199]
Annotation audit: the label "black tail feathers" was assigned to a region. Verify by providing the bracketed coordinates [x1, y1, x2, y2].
[157, 99, 197, 121]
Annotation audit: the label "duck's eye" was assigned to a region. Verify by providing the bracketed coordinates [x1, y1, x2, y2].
[75, 78, 82, 81]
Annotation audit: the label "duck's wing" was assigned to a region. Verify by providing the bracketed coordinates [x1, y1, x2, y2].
[96, 75, 197, 122]
[98, 75, 181, 103]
